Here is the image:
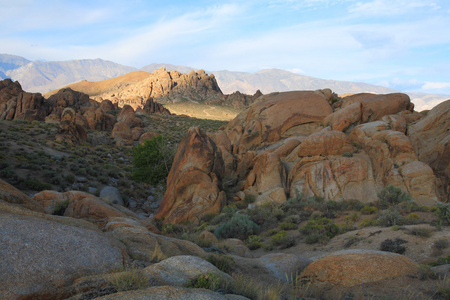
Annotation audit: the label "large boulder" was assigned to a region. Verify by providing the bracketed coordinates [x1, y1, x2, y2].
[103, 217, 205, 263]
[299, 250, 418, 287]
[0, 179, 43, 212]
[112, 121, 134, 146]
[32, 190, 137, 227]
[408, 100, 450, 202]
[296, 127, 353, 157]
[117, 104, 143, 128]
[55, 107, 87, 145]
[224, 90, 333, 149]
[95, 286, 247, 300]
[142, 255, 231, 286]
[341, 93, 413, 123]
[0, 208, 125, 299]
[100, 186, 125, 206]
[138, 97, 171, 115]
[156, 127, 226, 224]
[46, 87, 91, 118]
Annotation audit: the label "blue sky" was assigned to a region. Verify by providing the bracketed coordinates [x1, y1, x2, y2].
[1, 0, 449, 94]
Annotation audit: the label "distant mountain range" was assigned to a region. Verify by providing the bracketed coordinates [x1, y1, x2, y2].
[1, 53, 448, 111]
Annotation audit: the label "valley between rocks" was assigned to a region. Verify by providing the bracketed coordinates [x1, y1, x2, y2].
[0, 71, 449, 300]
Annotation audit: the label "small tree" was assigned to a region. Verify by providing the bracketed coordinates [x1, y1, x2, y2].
[132, 135, 175, 185]
[377, 184, 412, 209]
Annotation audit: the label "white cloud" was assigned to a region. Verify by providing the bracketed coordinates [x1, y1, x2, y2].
[422, 82, 450, 90]
[349, 0, 439, 15]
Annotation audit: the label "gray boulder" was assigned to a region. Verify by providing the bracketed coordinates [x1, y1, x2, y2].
[100, 186, 124, 206]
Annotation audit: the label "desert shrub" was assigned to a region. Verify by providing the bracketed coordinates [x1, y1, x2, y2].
[65, 174, 76, 184]
[206, 254, 235, 274]
[244, 193, 256, 204]
[246, 204, 278, 230]
[109, 268, 148, 292]
[428, 255, 450, 267]
[380, 238, 407, 254]
[377, 208, 403, 226]
[377, 185, 412, 209]
[432, 238, 449, 255]
[214, 213, 260, 240]
[0, 167, 22, 185]
[417, 264, 438, 280]
[435, 203, 450, 225]
[300, 217, 340, 244]
[279, 221, 297, 230]
[53, 200, 69, 216]
[359, 217, 377, 228]
[284, 214, 302, 224]
[186, 272, 221, 291]
[225, 273, 284, 299]
[132, 135, 175, 185]
[406, 227, 433, 238]
[246, 235, 263, 250]
[23, 179, 51, 191]
[360, 205, 378, 215]
[151, 243, 167, 263]
[340, 199, 365, 211]
[344, 234, 362, 248]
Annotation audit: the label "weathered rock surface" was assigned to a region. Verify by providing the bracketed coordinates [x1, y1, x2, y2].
[156, 127, 226, 224]
[259, 253, 310, 282]
[0, 209, 125, 299]
[143, 255, 231, 286]
[224, 90, 333, 149]
[55, 107, 87, 145]
[103, 217, 205, 263]
[138, 97, 171, 115]
[299, 250, 418, 287]
[408, 100, 450, 202]
[112, 121, 133, 146]
[96, 286, 248, 300]
[100, 186, 125, 206]
[0, 179, 43, 212]
[0, 79, 46, 121]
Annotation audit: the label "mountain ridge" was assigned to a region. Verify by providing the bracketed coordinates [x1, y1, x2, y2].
[1, 54, 449, 111]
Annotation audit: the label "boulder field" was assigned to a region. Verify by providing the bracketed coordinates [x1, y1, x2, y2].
[157, 89, 449, 224]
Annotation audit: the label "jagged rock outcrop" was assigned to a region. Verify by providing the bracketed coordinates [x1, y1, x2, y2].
[46, 87, 91, 119]
[156, 127, 226, 224]
[163, 90, 445, 214]
[299, 250, 418, 287]
[408, 100, 450, 202]
[137, 97, 171, 115]
[55, 107, 87, 145]
[0, 79, 47, 121]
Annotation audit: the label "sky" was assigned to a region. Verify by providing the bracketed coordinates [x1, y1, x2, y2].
[1, 0, 450, 94]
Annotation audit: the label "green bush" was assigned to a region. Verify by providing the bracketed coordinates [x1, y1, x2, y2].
[279, 221, 297, 230]
[435, 203, 450, 225]
[377, 208, 403, 226]
[206, 254, 235, 274]
[23, 179, 52, 191]
[360, 205, 378, 215]
[53, 200, 69, 216]
[132, 135, 175, 185]
[244, 193, 256, 204]
[406, 227, 433, 238]
[214, 213, 260, 240]
[377, 185, 412, 209]
[186, 272, 221, 291]
[246, 235, 263, 250]
[300, 217, 340, 244]
[271, 230, 296, 248]
[359, 217, 377, 228]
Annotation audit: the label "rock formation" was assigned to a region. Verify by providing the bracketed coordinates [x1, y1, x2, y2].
[157, 91, 447, 223]
[0, 79, 47, 121]
[155, 127, 226, 224]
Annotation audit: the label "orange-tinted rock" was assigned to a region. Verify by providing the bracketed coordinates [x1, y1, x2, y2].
[289, 155, 378, 203]
[112, 121, 133, 146]
[156, 127, 226, 224]
[138, 132, 160, 144]
[244, 152, 287, 204]
[139, 97, 171, 115]
[55, 107, 87, 145]
[323, 102, 361, 132]
[342, 93, 413, 123]
[0, 179, 44, 212]
[300, 251, 418, 287]
[271, 138, 302, 158]
[99, 99, 116, 111]
[46, 88, 91, 118]
[224, 90, 333, 149]
[0, 79, 46, 121]
[131, 127, 145, 141]
[82, 107, 116, 130]
[408, 100, 450, 202]
[117, 104, 143, 128]
[297, 128, 352, 157]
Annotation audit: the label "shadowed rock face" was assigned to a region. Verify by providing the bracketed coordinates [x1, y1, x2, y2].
[0, 79, 47, 121]
[156, 127, 226, 224]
